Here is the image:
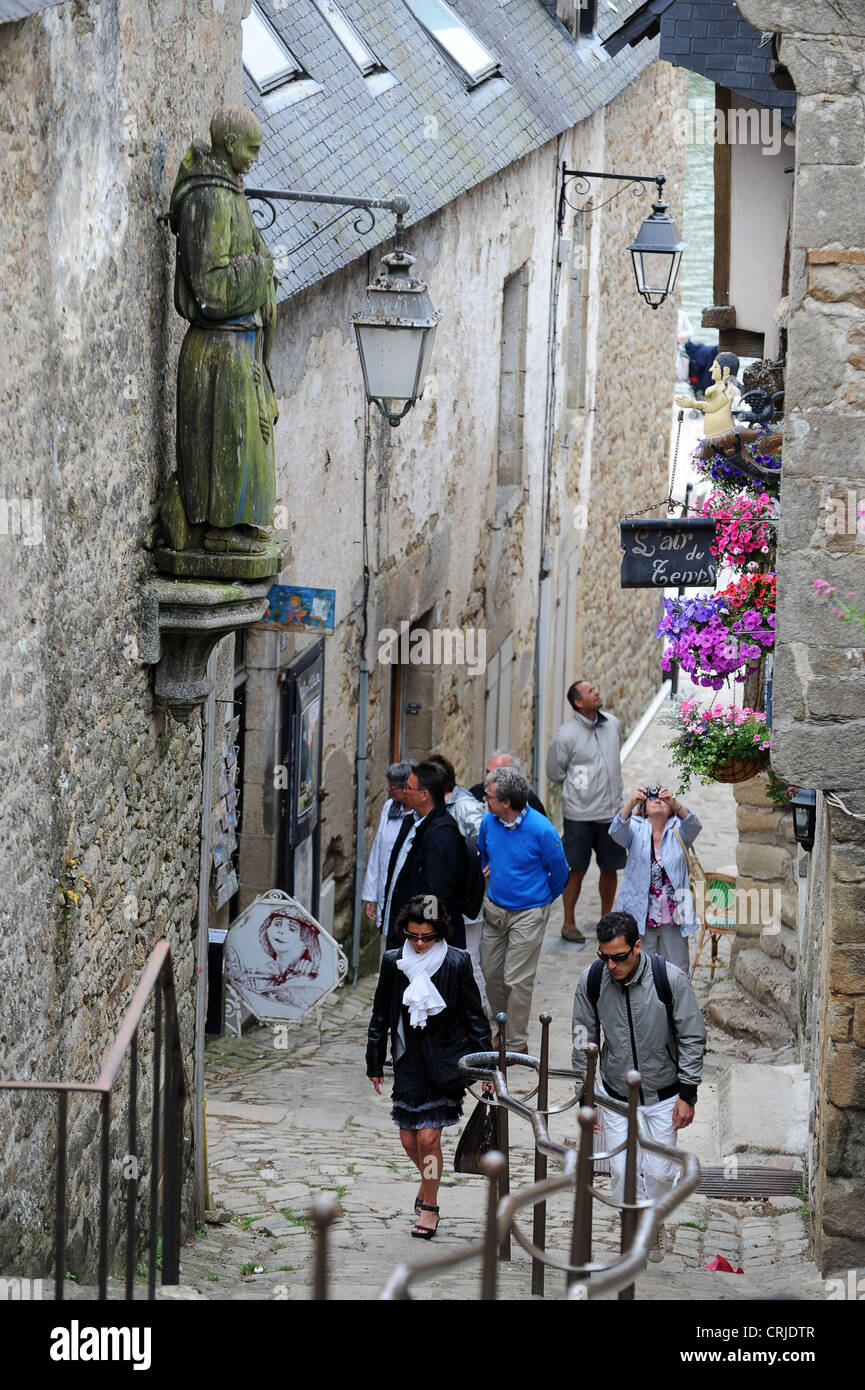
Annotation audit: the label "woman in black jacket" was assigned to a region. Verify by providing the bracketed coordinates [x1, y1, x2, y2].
[366, 894, 491, 1238]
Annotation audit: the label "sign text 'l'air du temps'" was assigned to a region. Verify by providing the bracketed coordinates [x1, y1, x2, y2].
[619, 519, 717, 589]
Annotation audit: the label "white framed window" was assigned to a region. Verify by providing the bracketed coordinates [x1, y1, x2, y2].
[242, 3, 304, 92]
[312, 0, 381, 75]
[404, 0, 499, 85]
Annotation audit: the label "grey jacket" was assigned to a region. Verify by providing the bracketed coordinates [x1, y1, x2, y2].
[546, 710, 623, 821]
[609, 810, 702, 937]
[446, 785, 485, 850]
[571, 951, 706, 1105]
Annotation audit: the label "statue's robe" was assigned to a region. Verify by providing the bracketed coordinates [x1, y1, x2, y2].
[170, 144, 277, 530]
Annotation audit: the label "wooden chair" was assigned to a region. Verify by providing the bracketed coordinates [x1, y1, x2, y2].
[690, 871, 737, 981]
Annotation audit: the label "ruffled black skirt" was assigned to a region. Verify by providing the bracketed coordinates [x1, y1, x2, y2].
[390, 1017, 465, 1131]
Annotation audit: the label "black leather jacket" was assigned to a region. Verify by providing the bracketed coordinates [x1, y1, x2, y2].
[366, 946, 492, 1088]
[382, 803, 469, 949]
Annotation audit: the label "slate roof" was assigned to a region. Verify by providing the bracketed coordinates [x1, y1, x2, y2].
[603, 0, 796, 122]
[244, 1, 660, 300]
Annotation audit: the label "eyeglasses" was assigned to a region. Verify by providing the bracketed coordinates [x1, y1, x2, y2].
[405, 932, 438, 945]
[597, 948, 634, 964]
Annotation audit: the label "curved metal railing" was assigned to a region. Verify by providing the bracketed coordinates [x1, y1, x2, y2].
[309, 1009, 700, 1301]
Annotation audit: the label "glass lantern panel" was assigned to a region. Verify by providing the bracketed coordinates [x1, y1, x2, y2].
[416, 324, 438, 396]
[356, 325, 426, 401]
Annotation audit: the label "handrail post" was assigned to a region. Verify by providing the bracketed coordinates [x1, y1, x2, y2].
[495, 1013, 510, 1261]
[125, 1030, 138, 1301]
[568, 1105, 596, 1290]
[310, 1195, 339, 1300]
[480, 1151, 506, 1300]
[581, 1042, 598, 1275]
[531, 1012, 551, 1296]
[161, 966, 184, 1284]
[148, 986, 163, 1302]
[618, 1069, 642, 1300]
[98, 1091, 111, 1300]
[55, 1091, 67, 1302]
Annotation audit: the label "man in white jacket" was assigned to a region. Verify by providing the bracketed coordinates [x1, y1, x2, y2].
[361, 762, 412, 936]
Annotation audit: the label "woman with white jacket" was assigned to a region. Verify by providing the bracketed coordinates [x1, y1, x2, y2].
[607, 786, 702, 974]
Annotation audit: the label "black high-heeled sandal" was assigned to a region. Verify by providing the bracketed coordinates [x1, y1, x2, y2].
[414, 1191, 423, 1215]
[411, 1203, 440, 1239]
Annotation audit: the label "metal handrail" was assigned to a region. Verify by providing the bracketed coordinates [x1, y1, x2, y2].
[0, 940, 186, 1300]
[353, 1012, 699, 1301]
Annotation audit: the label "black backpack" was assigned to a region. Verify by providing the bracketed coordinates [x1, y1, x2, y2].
[585, 954, 677, 1061]
[460, 841, 487, 920]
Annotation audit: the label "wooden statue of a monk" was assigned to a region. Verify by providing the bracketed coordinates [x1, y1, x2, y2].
[162, 106, 278, 563]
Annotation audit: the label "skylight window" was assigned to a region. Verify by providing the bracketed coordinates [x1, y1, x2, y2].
[242, 3, 303, 92]
[404, 0, 499, 85]
[312, 0, 381, 75]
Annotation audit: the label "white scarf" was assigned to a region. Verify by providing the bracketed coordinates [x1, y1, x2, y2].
[396, 937, 448, 1029]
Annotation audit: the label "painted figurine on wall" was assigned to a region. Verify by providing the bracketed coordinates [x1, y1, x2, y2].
[676, 351, 741, 439]
[160, 105, 279, 570]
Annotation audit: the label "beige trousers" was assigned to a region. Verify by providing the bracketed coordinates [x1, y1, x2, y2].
[482, 899, 551, 1053]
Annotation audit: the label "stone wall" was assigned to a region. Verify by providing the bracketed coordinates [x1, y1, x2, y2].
[0, 0, 243, 1275]
[250, 59, 687, 949]
[738, 0, 865, 1272]
[733, 776, 797, 1039]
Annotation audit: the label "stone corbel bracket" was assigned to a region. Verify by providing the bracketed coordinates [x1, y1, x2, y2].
[140, 576, 271, 714]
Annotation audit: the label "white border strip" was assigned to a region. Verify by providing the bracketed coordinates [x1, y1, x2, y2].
[620, 679, 672, 765]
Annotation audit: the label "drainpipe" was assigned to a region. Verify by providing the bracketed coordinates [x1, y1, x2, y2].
[351, 657, 369, 986]
[193, 648, 217, 1219]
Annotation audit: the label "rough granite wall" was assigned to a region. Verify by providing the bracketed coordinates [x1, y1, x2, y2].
[252, 59, 687, 949]
[737, 0, 865, 1273]
[0, 0, 242, 1275]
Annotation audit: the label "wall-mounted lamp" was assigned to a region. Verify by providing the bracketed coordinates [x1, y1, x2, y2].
[791, 789, 817, 853]
[245, 187, 439, 426]
[559, 167, 685, 309]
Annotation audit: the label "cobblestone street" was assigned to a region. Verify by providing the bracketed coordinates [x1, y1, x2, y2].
[178, 690, 826, 1302]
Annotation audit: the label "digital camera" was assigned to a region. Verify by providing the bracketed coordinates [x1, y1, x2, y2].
[645, 786, 661, 799]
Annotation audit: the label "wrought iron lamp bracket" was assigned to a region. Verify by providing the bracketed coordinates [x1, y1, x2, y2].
[558, 166, 666, 231]
[244, 185, 410, 260]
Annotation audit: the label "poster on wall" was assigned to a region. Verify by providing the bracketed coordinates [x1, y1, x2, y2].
[289, 642, 324, 848]
[293, 836, 314, 913]
[258, 585, 335, 633]
[223, 889, 347, 1025]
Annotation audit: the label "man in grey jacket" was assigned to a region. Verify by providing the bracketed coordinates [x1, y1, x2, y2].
[571, 911, 706, 1259]
[546, 679, 625, 943]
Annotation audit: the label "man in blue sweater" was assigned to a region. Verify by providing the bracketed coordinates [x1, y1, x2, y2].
[479, 766, 570, 1053]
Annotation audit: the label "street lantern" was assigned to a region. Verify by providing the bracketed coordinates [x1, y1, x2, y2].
[628, 176, 685, 310]
[559, 167, 685, 310]
[353, 211, 441, 427]
[791, 789, 817, 853]
[242, 185, 439, 426]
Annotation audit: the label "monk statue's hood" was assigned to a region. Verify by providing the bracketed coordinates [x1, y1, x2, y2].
[169, 142, 244, 232]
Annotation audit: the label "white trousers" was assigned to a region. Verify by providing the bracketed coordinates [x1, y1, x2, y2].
[597, 1082, 679, 1206]
[464, 918, 488, 1011]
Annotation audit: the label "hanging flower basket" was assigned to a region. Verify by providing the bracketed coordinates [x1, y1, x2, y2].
[663, 700, 772, 792]
[709, 752, 770, 784]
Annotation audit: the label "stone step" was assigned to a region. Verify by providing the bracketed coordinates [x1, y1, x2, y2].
[734, 948, 799, 1032]
[718, 1060, 809, 1157]
[704, 978, 795, 1050]
[756, 925, 798, 972]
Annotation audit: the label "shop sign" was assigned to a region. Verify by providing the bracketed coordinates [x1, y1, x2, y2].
[223, 889, 347, 1026]
[620, 518, 717, 589]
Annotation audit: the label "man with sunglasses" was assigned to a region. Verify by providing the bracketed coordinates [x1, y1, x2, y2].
[571, 911, 706, 1261]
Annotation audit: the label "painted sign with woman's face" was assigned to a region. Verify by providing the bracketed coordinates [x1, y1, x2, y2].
[224, 894, 337, 1022]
